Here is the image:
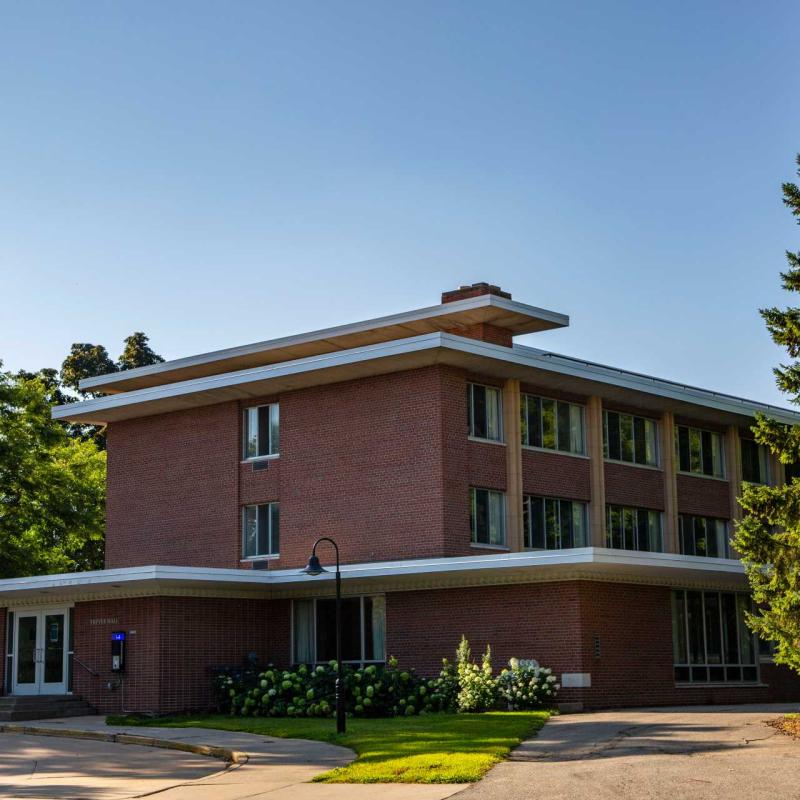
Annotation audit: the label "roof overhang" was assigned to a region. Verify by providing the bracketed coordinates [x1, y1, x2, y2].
[53, 333, 800, 426]
[79, 294, 569, 394]
[0, 550, 750, 607]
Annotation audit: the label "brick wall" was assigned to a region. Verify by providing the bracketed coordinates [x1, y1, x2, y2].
[522, 450, 591, 501]
[676, 473, 731, 519]
[106, 403, 241, 569]
[386, 583, 585, 705]
[605, 463, 665, 510]
[72, 596, 279, 714]
[387, 581, 800, 709]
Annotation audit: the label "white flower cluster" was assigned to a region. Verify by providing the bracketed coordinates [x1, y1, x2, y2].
[496, 660, 561, 710]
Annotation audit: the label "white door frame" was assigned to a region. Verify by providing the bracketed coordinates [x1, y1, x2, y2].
[11, 607, 71, 696]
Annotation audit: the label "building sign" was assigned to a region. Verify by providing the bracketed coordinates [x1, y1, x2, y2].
[89, 617, 119, 626]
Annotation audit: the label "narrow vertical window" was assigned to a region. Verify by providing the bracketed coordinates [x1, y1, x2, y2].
[243, 403, 280, 459]
[468, 384, 503, 442]
[470, 488, 506, 546]
[741, 439, 769, 484]
[242, 502, 279, 558]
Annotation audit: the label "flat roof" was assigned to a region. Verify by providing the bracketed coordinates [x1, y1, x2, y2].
[80, 293, 569, 394]
[0, 549, 748, 606]
[54, 332, 800, 426]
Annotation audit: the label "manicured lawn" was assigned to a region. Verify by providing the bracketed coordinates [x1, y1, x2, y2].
[106, 711, 549, 783]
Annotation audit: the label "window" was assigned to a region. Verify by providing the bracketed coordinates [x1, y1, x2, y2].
[672, 590, 758, 683]
[741, 439, 769, 484]
[676, 425, 724, 478]
[292, 596, 385, 666]
[468, 383, 503, 442]
[603, 410, 658, 466]
[243, 404, 279, 459]
[523, 495, 587, 549]
[470, 488, 506, 546]
[242, 503, 279, 558]
[606, 505, 663, 551]
[678, 514, 729, 558]
[785, 461, 800, 483]
[521, 395, 585, 454]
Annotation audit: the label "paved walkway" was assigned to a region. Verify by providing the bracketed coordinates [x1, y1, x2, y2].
[1, 715, 466, 800]
[456, 703, 800, 800]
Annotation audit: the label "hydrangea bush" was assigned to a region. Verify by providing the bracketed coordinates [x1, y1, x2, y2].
[212, 640, 558, 719]
[496, 658, 561, 710]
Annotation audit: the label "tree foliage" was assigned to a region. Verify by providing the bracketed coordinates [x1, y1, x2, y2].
[1, 331, 164, 577]
[118, 331, 165, 371]
[0, 366, 106, 578]
[734, 153, 800, 674]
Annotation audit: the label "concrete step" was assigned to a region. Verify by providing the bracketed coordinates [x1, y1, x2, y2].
[0, 695, 96, 721]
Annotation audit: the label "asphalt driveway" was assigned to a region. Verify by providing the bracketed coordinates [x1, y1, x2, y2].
[458, 703, 800, 800]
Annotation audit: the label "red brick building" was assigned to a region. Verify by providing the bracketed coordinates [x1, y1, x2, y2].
[2, 283, 799, 714]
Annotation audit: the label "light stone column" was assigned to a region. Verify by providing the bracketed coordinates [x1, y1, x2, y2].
[586, 396, 606, 547]
[503, 378, 524, 552]
[725, 426, 743, 522]
[660, 411, 679, 553]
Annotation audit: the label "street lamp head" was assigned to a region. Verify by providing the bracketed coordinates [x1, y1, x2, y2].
[301, 553, 327, 576]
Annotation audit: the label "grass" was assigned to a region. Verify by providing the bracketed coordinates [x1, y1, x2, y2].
[106, 710, 549, 783]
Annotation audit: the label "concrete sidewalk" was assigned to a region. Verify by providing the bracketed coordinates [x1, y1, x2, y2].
[4, 715, 468, 800]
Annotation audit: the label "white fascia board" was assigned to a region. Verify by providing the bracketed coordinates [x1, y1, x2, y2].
[0, 550, 746, 602]
[54, 332, 447, 421]
[78, 294, 570, 392]
[0, 564, 274, 596]
[264, 547, 746, 585]
[55, 331, 800, 425]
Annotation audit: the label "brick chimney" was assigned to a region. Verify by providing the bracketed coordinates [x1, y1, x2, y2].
[440, 282, 514, 347]
[441, 282, 512, 304]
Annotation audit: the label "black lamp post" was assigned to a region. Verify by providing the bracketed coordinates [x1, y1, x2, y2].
[301, 536, 345, 734]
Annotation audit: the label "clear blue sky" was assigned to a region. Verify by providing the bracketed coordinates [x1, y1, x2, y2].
[2, 1, 799, 406]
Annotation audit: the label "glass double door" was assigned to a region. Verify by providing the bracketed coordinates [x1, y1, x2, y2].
[13, 609, 69, 695]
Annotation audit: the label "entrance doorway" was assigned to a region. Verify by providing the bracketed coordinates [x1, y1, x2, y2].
[12, 608, 70, 695]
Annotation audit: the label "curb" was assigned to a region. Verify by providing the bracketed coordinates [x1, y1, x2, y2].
[0, 723, 249, 765]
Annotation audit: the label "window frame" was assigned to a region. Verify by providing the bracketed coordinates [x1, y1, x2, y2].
[242, 502, 280, 560]
[675, 424, 725, 479]
[521, 393, 586, 456]
[678, 514, 730, 558]
[602, 409, 659, 468]
[470, 487, 507, 548]
[523, 494, 588, 550]
[605, 504, 663, 552]
[242, 403, 280, 461]
[290, 595, 386, 667]
[672, 589, 759, 685]
[740, 438, 770, 485]
[467, 382, 504, 444]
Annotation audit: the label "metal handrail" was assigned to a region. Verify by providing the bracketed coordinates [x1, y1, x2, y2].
[72, 655, 100, 678]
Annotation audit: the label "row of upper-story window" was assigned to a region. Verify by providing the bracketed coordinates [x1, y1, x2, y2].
[467, 382, 774, 484]
[242, 488, 731, 562]
[470, 487, 731, 558]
